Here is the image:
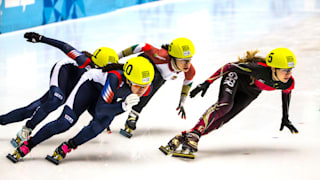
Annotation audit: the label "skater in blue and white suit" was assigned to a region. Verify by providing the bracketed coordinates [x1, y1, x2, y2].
[7, 56, 155, 164]
[0, 32, 118, 147]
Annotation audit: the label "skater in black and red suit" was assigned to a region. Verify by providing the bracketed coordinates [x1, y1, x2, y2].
[160, 48, 299, 159]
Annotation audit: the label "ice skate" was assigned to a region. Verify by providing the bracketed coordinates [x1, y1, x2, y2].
[159, 133, 185, 155]
[7, 141, 30, 163]
[120, 115, 138, 138]
[46, 142, 71, 165]
[10, 125, 32, 147]
[171, 132, 199, 159]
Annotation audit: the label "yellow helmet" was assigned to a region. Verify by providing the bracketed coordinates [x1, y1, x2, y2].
[91, 47, 119, 67]
[123, 56, 155, 86]
[266, 48, 296, 68]
[168, 37, 195, 59]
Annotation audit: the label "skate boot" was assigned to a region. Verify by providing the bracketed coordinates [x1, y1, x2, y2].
[172, 131, 200, 159]
[159, 133, 185, 155]
[46, 142, 72, 165]
[120, 113, 139, 138]
[11, 125, 32, 148]
[7, 141, 30, 163]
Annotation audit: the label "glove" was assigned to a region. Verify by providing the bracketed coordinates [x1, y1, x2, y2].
[176, 96, 186, 119]
[189, 81, 210, 98]
[24, 32, 43, 43]
[280, 117, 299, 134]
[122, 94, 140, 111]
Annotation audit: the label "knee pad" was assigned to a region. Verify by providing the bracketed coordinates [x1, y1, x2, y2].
[42, 86, 65, 113]
[54, 106, 78, 132]
[61, 106, 77, 125]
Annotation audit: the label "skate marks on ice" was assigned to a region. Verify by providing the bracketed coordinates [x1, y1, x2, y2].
[196, 145, 297, 159]
[161, 145, 298, 162]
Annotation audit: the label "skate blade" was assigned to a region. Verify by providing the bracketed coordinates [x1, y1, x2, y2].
[172, 152, 195, 159]
[159, 145, 171, 155]
[120, 129, 132, 138]
[7, 153, 19, 163]
[45, 155, 60, 165]
[10, 138, 19, 148]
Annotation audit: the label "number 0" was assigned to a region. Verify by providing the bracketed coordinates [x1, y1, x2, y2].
[126, 64, 133, 75]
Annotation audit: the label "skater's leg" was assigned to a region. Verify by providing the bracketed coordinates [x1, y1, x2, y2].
[27, 78, 101, 149]
[202, 91, 260, 135]
[71, 117, 111, 147]
[46, 96, 113, 164]
[24, 63, 84, 130]
[192, 72, 241, 134]
[10, 65, 80, 146]
[7, 105, 76, 163]
[181, 87, 261, 155]
[25, 86, 65, 130]
[0, 92, 48, 125]
[162, 72, 245, 157]
[27, 106, 78, 149]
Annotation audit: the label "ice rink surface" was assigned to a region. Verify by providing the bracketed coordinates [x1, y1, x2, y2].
[0, 0, 320, 179]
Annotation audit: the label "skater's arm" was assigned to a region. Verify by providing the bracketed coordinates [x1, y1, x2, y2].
[190, 63, 231, 98]
[100, 70, 129, 114]
[206, 63, 233, 84]
[24, 32, 92, 68]
[95, 96, 124, 118]
[41, 36, 92, 68]
[178, 66, 195, 118]
[118, 43, 152, 58]
[280, 90, 298, 134]
[176, 84, 191, 119]
[101, 71, 122, 104]
[206, 62, 256, 84]
[190, 62, 255, 98]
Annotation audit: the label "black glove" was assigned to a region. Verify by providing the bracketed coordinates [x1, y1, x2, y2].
[176, 105, 186, 119]
[176, 96, 186, 119]
[24, 32, 43, 43]
[189, 81, 210, 98]
[280, 117, 299, 134]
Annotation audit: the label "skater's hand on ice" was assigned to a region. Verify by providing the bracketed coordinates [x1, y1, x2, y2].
[176, 96, 186, 119]
[24, 32, 43, 43]
[176, 105, 186, 119]
[122, 94, 140, 111]
[190, 81, 210, 98]
[280, 117, 299, 134]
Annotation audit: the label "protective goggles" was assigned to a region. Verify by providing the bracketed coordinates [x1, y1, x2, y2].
[129, 81, 150, 89]
[278, 68, 293, 73]
[175, 57, 192, 62]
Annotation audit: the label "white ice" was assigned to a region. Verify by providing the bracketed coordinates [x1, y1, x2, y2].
[0, 0, 320, 180]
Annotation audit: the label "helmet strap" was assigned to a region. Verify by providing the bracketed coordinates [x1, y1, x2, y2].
[126, 79, 132, 87]
[272, 68, 280, 81]
[170, 56, 181, 72]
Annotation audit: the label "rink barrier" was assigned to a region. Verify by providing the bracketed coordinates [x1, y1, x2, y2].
[0, 0, 158, 34]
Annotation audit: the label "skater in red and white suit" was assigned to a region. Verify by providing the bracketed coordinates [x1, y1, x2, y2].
[161, 48, 299, 158]
[118, 38, 196, 137]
